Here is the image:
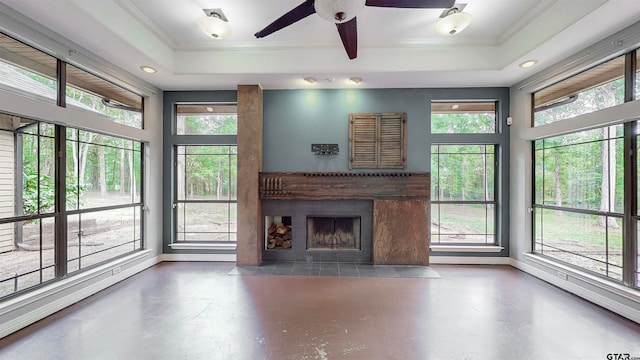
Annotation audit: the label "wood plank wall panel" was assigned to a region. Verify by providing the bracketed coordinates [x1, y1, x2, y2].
[373, 199, 430, 266]
[236, 85, 262, 266]
[259, 172, 429, 200]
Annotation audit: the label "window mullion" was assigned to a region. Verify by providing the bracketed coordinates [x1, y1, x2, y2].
[54, 124, 67, 277]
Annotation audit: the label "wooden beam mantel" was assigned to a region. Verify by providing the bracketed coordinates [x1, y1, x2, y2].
[259, 172, 430, 200]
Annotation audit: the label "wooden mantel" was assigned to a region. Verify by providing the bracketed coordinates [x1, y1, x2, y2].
[259, 172, 429, 200]
[259, 172, 431, 266]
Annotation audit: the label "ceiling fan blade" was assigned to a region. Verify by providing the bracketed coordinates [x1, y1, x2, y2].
[336, 17, 358, 60]
[365, 0, 454, 8]
[255, 0, 316, 38]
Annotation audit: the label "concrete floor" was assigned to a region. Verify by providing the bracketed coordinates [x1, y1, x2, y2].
[0, 262, 639, 359]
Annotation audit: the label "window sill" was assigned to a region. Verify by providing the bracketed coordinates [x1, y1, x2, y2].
[169, 243, 237, 251]
[430, 245, 504, 253]
[523, 252, 640, 303]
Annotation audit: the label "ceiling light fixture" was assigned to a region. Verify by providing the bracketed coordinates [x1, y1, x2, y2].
[198, 8, 231, 39]
[435, 4, 472, 36]
[315, 0, 366, 23]
[304, 77, 317, 84]
[139, 65, 157, 74]
[349, 77, 362, 84]
[519, 59, 538, 68]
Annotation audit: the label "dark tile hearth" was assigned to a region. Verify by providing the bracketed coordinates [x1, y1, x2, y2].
[228, 261, 441, 278]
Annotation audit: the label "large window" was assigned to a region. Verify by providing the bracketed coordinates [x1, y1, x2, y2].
[0, 114, 143, 299]
[534, 126, 624, 280]
[532, 49, 639, 288]
[175, 146, 237, 242]
[431, 145, 496, 244]
[430, 100, 502, 247]
[172, 104, 238, 246]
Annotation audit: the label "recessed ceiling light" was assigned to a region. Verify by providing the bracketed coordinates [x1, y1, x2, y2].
[206, 106, 214, 112]
[451, 104, 460, 110]
[519, 60, 538, 68]
[349, 77, 362, 84]
[140, 65, 157, 74]
[303, 77, 316, 84]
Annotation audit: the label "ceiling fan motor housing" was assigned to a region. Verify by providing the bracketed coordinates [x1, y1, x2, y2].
[315, 0, 366, 23]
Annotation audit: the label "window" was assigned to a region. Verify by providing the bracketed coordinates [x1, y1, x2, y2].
[176, 104, 237, 135]
[533, 55, 625, 126]
[0, 33, 57, 104]
[431, 145, 496, 244]
[66, 64, 143, 128]
[0, 114, 143, 299]
[349, 112, 406, 169]
[175, 146, 237, 242]
[65, 129, 142, 272]
[431, 101, 496, 133]
[533, 126, 624, 280]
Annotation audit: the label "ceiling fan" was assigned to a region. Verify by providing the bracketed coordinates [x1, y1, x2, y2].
[254, 0, 456, 60]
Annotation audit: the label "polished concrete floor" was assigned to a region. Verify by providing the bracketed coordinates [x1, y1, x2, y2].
[1, 262, 640, 360]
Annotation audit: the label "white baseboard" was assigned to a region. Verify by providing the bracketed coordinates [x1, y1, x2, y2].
[510, 258, 640, 324]
[0, 252, 161, 339]
[430, 256, 511, 265]
[160, 253, 237, 262]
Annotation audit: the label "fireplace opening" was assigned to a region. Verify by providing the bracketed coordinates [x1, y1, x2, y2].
[307, 216, 361, 250]
[265, 216, 292, 250]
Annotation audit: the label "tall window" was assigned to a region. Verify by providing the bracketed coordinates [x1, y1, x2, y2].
[430, 101, 500, 246]
[534, 126, 624, 280]
[172, 104, 238, 245]
[431, 145, 495, 244]
[532, 49, 639, 288]
[175, 146, 237, 242]
[0, 115, 143, 299]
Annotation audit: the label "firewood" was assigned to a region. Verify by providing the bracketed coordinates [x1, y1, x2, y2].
[283, 232, 292, 240]
[276, 225, 290, 235]
[282, 240, 292, 248]
[275, 237, 284, 246]
[268, 222, 277, 235]
[266, 240, 276, 249]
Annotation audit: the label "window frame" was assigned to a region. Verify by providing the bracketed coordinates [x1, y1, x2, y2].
[531, 49, 639, 289]
[429, 97, 508, 253]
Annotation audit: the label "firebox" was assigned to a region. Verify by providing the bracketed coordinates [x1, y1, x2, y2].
[307, 216, 361, 250]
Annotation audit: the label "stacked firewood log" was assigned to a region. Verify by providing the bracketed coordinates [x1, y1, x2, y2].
[266, 222, 292, 249]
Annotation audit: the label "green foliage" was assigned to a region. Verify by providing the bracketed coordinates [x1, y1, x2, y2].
[21, 166, 87, 214]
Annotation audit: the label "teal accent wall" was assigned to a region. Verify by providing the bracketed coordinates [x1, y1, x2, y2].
[262, 88, 509, 172]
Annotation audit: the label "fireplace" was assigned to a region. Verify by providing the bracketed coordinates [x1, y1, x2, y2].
[261, 200, 372, 263]
[307, 216, 361, 250]
[257, 172, 430, 265]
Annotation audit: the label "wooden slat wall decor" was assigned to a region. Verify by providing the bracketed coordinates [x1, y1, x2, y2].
[349, 113, 406, 169]
[259, 172, 429, 200]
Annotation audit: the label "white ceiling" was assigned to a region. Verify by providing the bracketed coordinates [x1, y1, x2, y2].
[1, 0, 640, 91]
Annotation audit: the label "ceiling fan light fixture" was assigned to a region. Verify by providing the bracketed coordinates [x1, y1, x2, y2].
[198, 9, 231, 39]
[315, 0, 366, 23]
[435, 6, 472, 36]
